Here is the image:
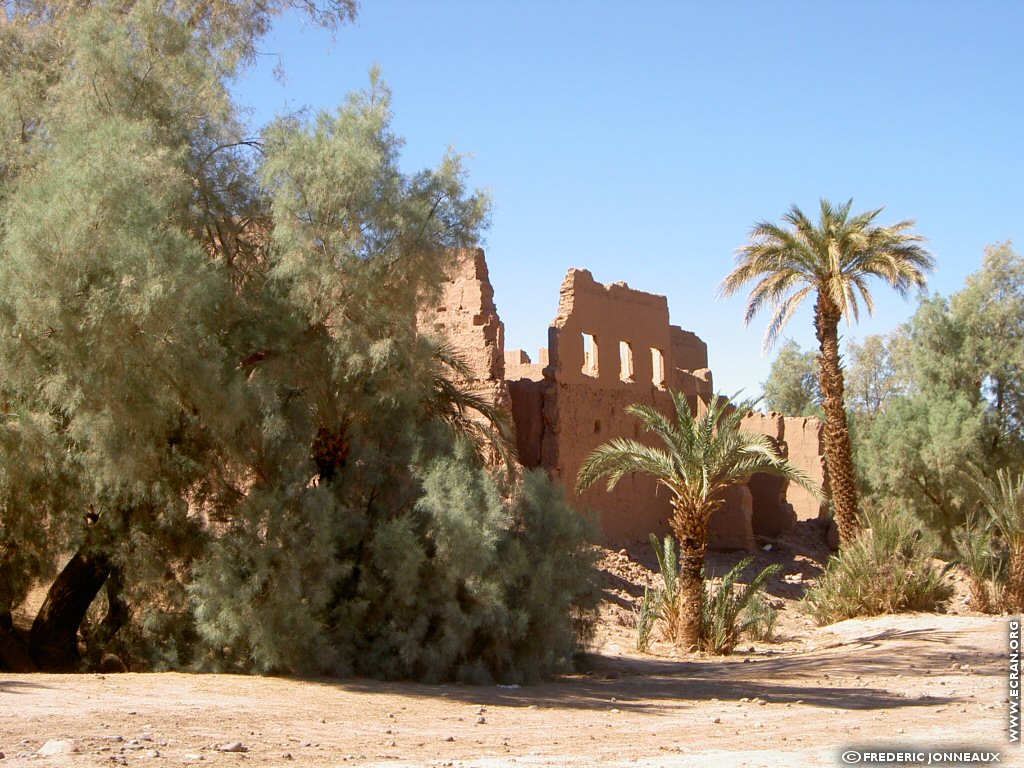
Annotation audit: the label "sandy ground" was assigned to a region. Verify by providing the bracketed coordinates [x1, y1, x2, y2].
[2, 524, 1019, 767]
[1, 614, 1017, 767]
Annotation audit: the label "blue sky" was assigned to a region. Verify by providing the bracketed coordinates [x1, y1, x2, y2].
[233, 1, 1024, 395]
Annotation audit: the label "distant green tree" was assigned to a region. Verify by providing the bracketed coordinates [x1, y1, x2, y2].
[952, 242, 1024, 445]
[856, 244, 1024, 547]
[845, 333, 909, 418]
[761, 339, 821, 417]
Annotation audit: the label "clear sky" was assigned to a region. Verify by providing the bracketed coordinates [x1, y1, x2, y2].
[233, 1, 1024, 395]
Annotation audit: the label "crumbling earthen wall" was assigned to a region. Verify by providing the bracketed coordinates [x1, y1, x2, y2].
[425, 251, 827, 551]
[505, 269, 751, 549]
[417, 248, 511, 423]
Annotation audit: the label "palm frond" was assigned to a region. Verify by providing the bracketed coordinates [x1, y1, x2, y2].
[725, 198, 933, 348]
[575, 438, 677, 495]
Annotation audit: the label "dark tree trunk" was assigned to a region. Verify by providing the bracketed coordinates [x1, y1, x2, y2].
[814, 296, 861, 547]
[0, 612, 38, 672]
[29, 549, 111, 671]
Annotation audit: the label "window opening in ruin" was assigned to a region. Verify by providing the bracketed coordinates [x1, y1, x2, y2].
[582, 333, 599, 377]
[652, 348, 666, 387]
[619, 341, 634, 382]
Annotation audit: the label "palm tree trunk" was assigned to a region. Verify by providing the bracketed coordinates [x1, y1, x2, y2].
[670, 502, 707, 650]
[677, 547, 703, 650]
[814, 296, 861, 546]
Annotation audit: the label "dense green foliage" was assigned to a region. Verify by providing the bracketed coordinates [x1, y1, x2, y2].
[803, 507, 952, 625]
[854, 243, 1024, 548]
[0, 0, 598, 679]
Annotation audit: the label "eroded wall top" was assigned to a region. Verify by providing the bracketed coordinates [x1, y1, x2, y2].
[547, 268, 710, 395]
[418, 248, 504, 383]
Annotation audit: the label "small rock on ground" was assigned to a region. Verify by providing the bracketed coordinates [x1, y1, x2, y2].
[37, 740, 79, 757]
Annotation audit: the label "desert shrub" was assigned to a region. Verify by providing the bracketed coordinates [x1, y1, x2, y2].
[743, 594, 779, 643]
[189, 447, 599, 682]
[803, 507, 952, 625]
[700, 558, 781, 654]
[636, 536, 779, 654]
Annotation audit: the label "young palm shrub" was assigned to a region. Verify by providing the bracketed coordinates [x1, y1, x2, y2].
[701, 558, 781, 654]
[803, 506, 952, 625]
[578, 391, 821, 650]
[970, 467, 1024, 612]
[635, 535, 682, 652]
[743, 594, 780, 643]
[952, 512, 1000, 613]
[636, 538, 780, 654]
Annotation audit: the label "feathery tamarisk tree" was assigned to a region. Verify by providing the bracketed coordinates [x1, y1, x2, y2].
[720, 199, 933, 546]
[576, 392, 819, 650]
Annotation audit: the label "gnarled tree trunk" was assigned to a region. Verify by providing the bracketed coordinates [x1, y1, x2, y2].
[29, 548, 111, 671]
[814, 296, 861, 546]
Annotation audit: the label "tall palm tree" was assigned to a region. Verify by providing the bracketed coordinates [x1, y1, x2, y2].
[720, 199, 933, 546]
[576, 391, 819, 650]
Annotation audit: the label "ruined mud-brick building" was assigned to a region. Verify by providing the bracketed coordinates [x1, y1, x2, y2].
[420, 249, 829, 551]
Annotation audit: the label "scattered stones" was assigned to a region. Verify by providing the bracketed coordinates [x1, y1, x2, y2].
[37, 740, 79, 757]
[476, 716, 486, 724]
[282, 753, 293, 760]
[712, 717, 721, 724]
[217, 742, 248, 753]
[144, 749, 160, 758]
[442, 736, 455, 742]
